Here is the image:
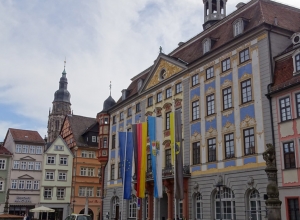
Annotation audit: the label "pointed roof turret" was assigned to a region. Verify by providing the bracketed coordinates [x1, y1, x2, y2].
[53, 62, 71, 103]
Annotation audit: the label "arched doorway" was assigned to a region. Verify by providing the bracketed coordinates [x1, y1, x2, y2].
[111, 196, 120, 220]
[79, 208, 94, 220]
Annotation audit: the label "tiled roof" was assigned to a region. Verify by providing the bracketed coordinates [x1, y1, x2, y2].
[0, 145, 12, 155]
[67, 115, 96, 147]
[9, 128, 45, 144]
[114, 0, 300, 103]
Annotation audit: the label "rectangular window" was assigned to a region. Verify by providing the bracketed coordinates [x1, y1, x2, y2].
[0, 181, 4, 191]
[241, 79, 252, 103]
[112, 135, 116, 149]
[20, 161, 27, 170]
[192, 74, 199, 86]
[280, 97, 292, 121]
[28, 162, 34, 170]
[26, 180, 32, 190]
[29, 146, 35, 154]
[118, 162, 121, 179]
[87, 168, 94, 176]
[240, 48, 250, 63]
[206, 66, 214, 79]
[157, 92, 162, 102]
[111, 164, 115, 180]
[35, 162, 41, 170]
[88, 151, 95, 158]
[87, 187, 93, 196]
[55, 145, 63, 151]
[208, 138, 216, 162]
[57, 188, 65, 199]
[0, 159, 6, 169]
[192, 101, 200, 120]
[46, 172, 54, 180]
[60, 157, 68, 165]
[97, 187, 101, 197]
[284, 142, 296, 169]
[44, 188, 52, 199]
[192, 142, 200, 165]
[11, 180, 17, 189]
[128, 107, 132, 117]
[288, 198, 300, 220]
[23, 145, 29, 153]
[19, 180, 25, 189]
[47, 156, 55, 164]
[79, 187, 86, 197]
[120, 112, 124, 121]
[244, 128, 255, 155]
[58, 172, 67, 180]
[103, 137, 108, 148]
[80, 167, 87, 176]
[166, 112, 170, 130]
[92, 136, 96, 142]
[175, 83, 182, 94]
[296, 93, 300, 117]
[13, 161, 19, 169]
[223, 87, 232, 110]
[113, 116, 116, 124]
[81, 151, 87, 158]
[225, 133, 235, 159]
[207, 94, 215, 115]
[166, 88, 172, 99]
[222, 58, 231, 72]
[136, 103, 141, 113]
[296, 54, 300, 72]
[36, 146, 42, 154]
[16, 145, 22, 153]
[165, 149, 171, 168]
[147, 154, 152, 171]
[33, 180, 39, 190]
[148, 96, 153, 107]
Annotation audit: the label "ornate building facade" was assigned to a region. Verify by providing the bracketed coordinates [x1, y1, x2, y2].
[100, 0, 300, 219]
[47, 66, 71, 143]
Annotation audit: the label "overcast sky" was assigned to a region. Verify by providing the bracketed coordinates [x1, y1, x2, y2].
[1, 0, 300, 142]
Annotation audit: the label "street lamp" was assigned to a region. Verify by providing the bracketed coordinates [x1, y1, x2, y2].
[214, 183, 225, 220]
[100, 188, 107, 220]
[72, 200, 75, 212]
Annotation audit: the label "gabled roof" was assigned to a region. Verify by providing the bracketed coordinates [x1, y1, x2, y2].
[65, 114, 96, 147]
[45, 135, 74, 156]
[0, 145, 12, 156]
[6, 128, 45, 144]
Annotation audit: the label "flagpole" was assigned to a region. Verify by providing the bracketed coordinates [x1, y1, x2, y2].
[152, 107, 158, 220]
[121, 130, 128, 220]
[173, 98, 177, 219]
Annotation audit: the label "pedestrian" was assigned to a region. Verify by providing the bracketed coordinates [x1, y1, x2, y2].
[23, 214, 27, 220]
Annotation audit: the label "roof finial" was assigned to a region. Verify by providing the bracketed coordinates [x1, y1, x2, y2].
[109, 81, 112, 96]
[159, 46, 163, 53]
[64, 57, 66, 69]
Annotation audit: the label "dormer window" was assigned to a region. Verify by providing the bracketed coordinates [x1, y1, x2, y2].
[233, 19, 243, 37]
[137, 79, 143, 90]
[296, 54, 300, 72]
[292, 49, 300, 75]
[160, 69, 166, 80]
[203, 38, 211, 54]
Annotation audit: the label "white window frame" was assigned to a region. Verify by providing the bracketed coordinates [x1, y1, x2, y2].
[292, 49, 300, 74]
[36, 146, 42, 154]
[80, 167, 87, 176]
[97, 187, 101, 197]
[33, 180, 39, 190]
[129, 195, 137, 218]
[87, 187, 93, 196]
[233, 19, 243, 37]
[112, 197, 120, 218]
[79, 187, 86, 197]
[26, 180, 32, 190]
[22, 145, 29, 153]
[87, 168, 95, 176]
[44, 188, 52, 199]
[29, 146, 35, 154]
[88, 151, 95, 158]
[195, 193, 203, 220]
[28, 162, 34, 170]
[45, 172, 54, 180]
[16, 145, 22, 153]
[0, 159, 6, 170]
[0, 181, 4, 191]
[249, 189, 262, 220]
[58, 172, 67, 181]
[81, 151, 87, 158]
[47, 156, 55, 164]
[60, 157, 68, 165]
[92, 136, 96, 142]
[215, 187, 236, 220]
[13, 161, 19, 169]
[20, 161, 27, 170]
[203, 38, 211, 54]
[11, 180, 17, 189]
[35, 162, 41, 170]
[57, 188, 65, 199]
[19, 180, 25, 189]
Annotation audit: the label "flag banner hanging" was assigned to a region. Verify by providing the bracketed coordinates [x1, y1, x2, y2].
[148, 116, 163, 198]
[174, 109, 184, 200]
[132, 124, 138, 179]
[139, 122, 147, 198]
[136, 123, 142, 197]
[170, 112, 175, 165]
[119, 131, 134, 200]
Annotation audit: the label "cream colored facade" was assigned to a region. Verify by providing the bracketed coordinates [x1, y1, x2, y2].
[40, 136, 73, 220]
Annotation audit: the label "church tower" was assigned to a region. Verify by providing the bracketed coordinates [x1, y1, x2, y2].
[47, 63, 71, 143]
[203, 0, 227, 30]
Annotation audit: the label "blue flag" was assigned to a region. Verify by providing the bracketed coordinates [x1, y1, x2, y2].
[119, 131, 133, 200]
[148, 117, 158, 198]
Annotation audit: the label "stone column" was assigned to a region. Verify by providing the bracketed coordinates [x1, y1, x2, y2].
[263, 144, 282, 220]
[183, 179, 189, 220]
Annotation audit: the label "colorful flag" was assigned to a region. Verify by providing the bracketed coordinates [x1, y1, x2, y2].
[170, 112, 175, 165]
[138, 122, 147, 198]
[148, 116, 163, 198]
[174, 109, 184, 200]
[119, 131, 134, 199]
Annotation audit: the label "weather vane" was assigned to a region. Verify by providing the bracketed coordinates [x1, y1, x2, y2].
[64, 57, 66, 69]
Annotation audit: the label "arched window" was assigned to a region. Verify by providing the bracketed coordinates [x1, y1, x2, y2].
[194, 193, 203, 220]
[215, 187, 236, 220]
[129, 195, 137, 218]
[249, 189, 262, 220]
[112, 196, 119, 219]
